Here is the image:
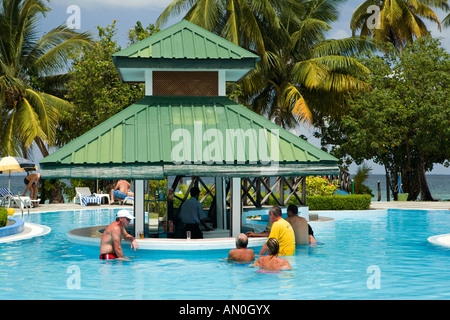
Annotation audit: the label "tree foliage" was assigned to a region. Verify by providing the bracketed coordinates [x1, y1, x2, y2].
[159, 0, 376, 128]
[0, 0, 92, 157]
[350, 0, 449, 52]
[318, 37, 450, 200]
[58, 21, 159, 144]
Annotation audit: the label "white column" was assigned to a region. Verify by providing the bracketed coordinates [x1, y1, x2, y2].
[145, 70, 153, 96]
[218, 70, 226, 96]
[134, 180, 145, 238]
[230, 177, 241, 238]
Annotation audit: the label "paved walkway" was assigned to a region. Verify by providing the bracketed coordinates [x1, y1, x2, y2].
[10, 203, 127, 215]
[369, 201, 449, 210]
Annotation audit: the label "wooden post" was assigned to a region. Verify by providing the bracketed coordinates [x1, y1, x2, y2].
[301, 177, 306, 206]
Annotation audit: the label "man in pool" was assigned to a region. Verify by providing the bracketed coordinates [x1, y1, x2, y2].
[111, 180, 134, 203]
[285, 204, 309, 245]
[228, 233, 255, 263]
[257, 206, 295, 256]
[99, 210, 138, 260]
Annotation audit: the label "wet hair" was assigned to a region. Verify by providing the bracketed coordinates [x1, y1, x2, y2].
[308, 224, 314, 236]
[235, 234, 248, 248]
[269, 206, 282, 217]
[287, 204, 298, 215]
[267, 238, 280, 256]
[190, 187, 200, 198]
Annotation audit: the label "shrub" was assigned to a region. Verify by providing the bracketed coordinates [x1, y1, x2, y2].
[0, 207, 8, 228]
[305, 176, 339, 196]
[306, 195, 372, 210]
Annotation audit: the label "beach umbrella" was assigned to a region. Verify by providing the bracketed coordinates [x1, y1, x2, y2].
[0, 156, 37, 190]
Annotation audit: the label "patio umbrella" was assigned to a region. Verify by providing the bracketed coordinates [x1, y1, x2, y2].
[0, 156, 37, 190]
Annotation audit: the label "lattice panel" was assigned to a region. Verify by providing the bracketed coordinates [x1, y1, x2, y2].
[153, 71, 218, 96]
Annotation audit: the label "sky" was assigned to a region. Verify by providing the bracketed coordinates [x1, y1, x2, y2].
[34, 0, 449, 175]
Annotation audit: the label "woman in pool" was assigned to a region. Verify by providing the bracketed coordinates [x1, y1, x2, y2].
[252, 238, 291, 271]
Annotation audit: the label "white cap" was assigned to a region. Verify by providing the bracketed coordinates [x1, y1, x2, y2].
[117, 209, 135, 220]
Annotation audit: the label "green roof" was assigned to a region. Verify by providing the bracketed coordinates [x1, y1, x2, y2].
[40, 96, 339, 179]
[112, 20, 261, 82]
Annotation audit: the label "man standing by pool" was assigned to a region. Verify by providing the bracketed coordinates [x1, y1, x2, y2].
[100, 210, 138, 260]
[256, 205, 295, 256]
[22, 172, 40, 201]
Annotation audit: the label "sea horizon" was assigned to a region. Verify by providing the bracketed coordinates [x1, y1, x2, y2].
[2, 173, 449, 203]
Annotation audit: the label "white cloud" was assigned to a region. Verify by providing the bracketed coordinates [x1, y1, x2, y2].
[329, 28, 351, 39]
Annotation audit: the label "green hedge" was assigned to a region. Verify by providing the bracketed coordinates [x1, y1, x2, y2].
[172, 188, 371, 211]
[0, 207, 8, 228]
[306, 195, 372, 210]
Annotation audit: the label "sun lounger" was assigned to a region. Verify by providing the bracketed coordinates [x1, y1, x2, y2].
[74, 187, 102, 206]
[0, 188, 32, 211]
[121, 196, 134, 205]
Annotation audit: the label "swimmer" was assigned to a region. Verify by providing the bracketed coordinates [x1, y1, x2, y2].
[99, 210, 138, 260]
[228, 233, 255, 263]
[252, 238, 291, 271]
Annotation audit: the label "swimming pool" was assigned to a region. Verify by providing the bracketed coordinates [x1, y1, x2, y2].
[0, 208, 449, 300]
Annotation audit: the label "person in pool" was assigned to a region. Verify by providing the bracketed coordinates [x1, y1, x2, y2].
[252, 238, 291, 271]
[99, 210, 138, 260]
[228, 233, 255, 263]
[111, 180, 134, 203]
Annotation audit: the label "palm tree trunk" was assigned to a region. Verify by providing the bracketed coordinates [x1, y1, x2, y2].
[274, 105, 282, 127]
[34, 137, 49, 157]
[417, 151, 433, 201]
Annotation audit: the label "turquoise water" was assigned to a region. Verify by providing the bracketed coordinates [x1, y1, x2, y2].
[0, 208, 449, 300]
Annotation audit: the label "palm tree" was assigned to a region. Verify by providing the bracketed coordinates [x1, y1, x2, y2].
[0, 0, 92, 158]
[241, 1, 374, 127]
[159, 0, 375, 127]
[350, 0, 449, 52]
[157, 0, 305, 59]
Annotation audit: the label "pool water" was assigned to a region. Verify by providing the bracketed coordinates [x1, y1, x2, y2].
[0, 208, 449, 300]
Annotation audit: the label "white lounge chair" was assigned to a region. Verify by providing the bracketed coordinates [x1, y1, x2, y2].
[0, 188, 32, 212]
[74, 187, 102, 206]
[122, 196, 134, 205]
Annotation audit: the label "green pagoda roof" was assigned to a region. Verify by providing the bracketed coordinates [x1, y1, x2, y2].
[112, 20, 261, 82]
[40, 96, 339, 179]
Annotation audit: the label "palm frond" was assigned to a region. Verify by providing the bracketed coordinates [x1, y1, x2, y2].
[156, 0, 198, 27]
[16, 97, 46, 147]
[282, 84, 312, 124]
[292, 59, 330, 90]
[29, 25, 93, 75]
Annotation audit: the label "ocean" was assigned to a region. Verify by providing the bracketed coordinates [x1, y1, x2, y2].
[1, 173, 449, 203]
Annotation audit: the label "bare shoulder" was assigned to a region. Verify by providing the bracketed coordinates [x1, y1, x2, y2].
[105, 222, 120, 233]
